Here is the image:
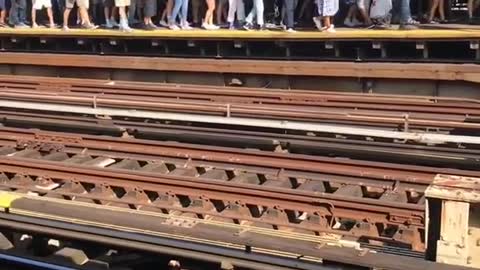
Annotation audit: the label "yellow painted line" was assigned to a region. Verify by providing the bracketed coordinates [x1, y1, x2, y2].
[1, 28, 480, 39]
[0, 191, 22, 209]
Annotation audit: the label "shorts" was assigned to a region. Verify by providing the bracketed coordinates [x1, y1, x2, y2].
[33, 0, 52, 9]
[357, 0, 371, 10]
[115, 0, 130, 7]
[142, 0, 156, 17]
[0, 0, 5, 10]
[103, 0, 114, 7]
[66, 0, 90, 8]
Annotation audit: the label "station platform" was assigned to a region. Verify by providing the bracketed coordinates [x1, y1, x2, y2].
[0, 26, 479, 62]
[1, 25, 480, 40]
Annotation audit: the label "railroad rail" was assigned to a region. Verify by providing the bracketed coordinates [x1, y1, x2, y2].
[0, 127, 479, 252]
[2, 109, 480, 170]
[1, 195, 468, 270]
[1, 75, 480, 139]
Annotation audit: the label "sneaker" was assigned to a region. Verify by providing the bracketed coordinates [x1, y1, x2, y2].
[243, 22, 253, 30]
[169, 24, 180, 30]
[105, 19, 113, 29]
[120, 25, 133, 32]
[259, 24, 267, 31]
[313, 16, 322, 30]
[285, 28, 296, 33]
[144, 23, 157, 30]
[406, 18, 420, 25]
[111, 19, 119, 27]
[81, 23, 98, 29]
[31, 23, 39, 28]
[399, 24, 418, 30]
[49, 23, 58, 29]
[344, 18, 354, 27]
[15, 23, 29, 29]
[159, 20, 168, 27]
[181, 23, 193, 30]
[228, 22, 236, 30]
[62, 25, 70, 31]
[326, 25, 336, 33]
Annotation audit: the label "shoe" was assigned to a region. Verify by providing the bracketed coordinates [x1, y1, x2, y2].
[169, 24, 180, 30]
[326, 25, 336, 33]
[49, 23, 57, 28]
[31, 23, 39, 28]
[119, 19, 133, 32]
[399, 24, 418, 30]
[285, 28, 296, 33]
[181, 23, 193, 30]
[243, 22, 253, 30]
[14, 23, 29, 29]
[228, 22, 236, 30]
[159, 20, 168, 27]
[81, 23, 98, 29]
[62, 25, 70, 31]
[344, 18, 354, 27]
[406, 18, 420, 25]
[105, 19, 113, 29]
[110, 19, 119, 27]
[0, 22, 8, 28]
[144, 23, 157, 30]
[313, 16, 322, 30]
[259, 24, 267, 31]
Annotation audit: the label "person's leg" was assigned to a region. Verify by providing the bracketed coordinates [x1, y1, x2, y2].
[468, 0, 474, 18]
[236, 0, 244, 21]
[169, 0, 182, 26]
[127, 0, 136, 23]
[47, 7, 55, 26]
[31, 5, 36, 26]
[428, 0, 439, 21]
[227, 0, 236, 23]
[18, 0, 26, 24]
[180, 0, 190, 27]
[204, 0, 215, 26]
[254, 0, 264, 26]
[192, 0, 201, 25]
[357, 0, 371, 24]
[438, 0, 445, 21]
[9, 0, 18, 25]
[283, 0, 293, 28]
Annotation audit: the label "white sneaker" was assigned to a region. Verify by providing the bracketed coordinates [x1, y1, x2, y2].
[344, 18, 354, 27]
[313, 16, 322, 30]
[159, 20, 168, 27]
[105, 19, 113, 29]
[169, 24, 180, 30]
[285, 28, 296, 33]
[111, 19, 119, 27]
[326, 25, 336, 33]
[181, 23, 193, 30]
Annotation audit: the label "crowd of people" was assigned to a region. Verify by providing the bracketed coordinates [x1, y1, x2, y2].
[0, 0, 477, 32]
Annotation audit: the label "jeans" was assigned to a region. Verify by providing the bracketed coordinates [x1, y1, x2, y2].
[9, 0, 26, 25]
[397, 0, 411, 24]
[282, 0, 296, 28]
[128, 0, 137, 23]
[170, 0, 189, 24]
[245, 0, 264, 25]
[227, 0, 245, 23]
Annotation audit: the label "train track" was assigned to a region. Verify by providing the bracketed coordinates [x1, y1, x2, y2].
[0, 75, 479, 133]
[0, 127, 479, 253]
[1, 109, 480, 170]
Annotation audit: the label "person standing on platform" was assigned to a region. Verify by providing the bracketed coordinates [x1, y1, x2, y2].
[243, 0, 265, 30]
[127, 0, 138, 26]
[0, 0, 8, 27]
[227, 0, 245, 29]
[142, 0, 158, 29]
[313, 0, 338, 32]
[282, 0, 296, 32]
[169, 0, 191, 30]
[9, 0, 28, 28]
[216, 0, 227, 26]
[159, 0, 173, 26]
[115, 0, 133, 31]
[31, 0, 56, 28]
[104, 0, 118, 28]
[468, 0, 479, 23]
[63, 0, 97, 29]
[203, 0, 219, 29]
[395, 0, 418, 29]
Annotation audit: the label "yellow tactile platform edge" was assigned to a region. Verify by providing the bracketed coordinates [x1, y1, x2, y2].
[0, 191, 21, 208]
[1, 28, 480, 39]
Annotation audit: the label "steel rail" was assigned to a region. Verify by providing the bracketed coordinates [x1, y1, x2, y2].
[1, 126, 473, 183]
[2, 110, 479, 171]
[0, 89, 478, 131]
[3, 99, 480, 145]
[0, 53, 479, 83]
[0, 156, 425, 249]
[1, 75, 480, 114]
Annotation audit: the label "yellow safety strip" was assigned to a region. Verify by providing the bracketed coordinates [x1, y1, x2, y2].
[1, 28, 480, 39]
[0, 191, 22, 209]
